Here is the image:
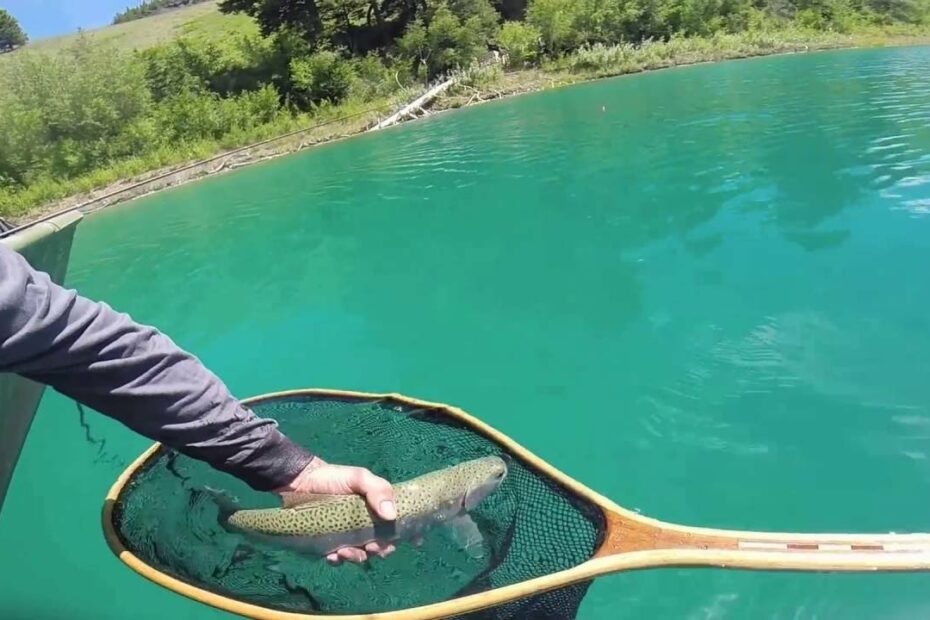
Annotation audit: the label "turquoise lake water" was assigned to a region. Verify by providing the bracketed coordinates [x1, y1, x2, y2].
[2, 45, 930, 619]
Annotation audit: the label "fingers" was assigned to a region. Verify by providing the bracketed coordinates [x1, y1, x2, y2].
[365, 541, 396, 558]
[327, 547, 368, 565]
[325, 543, 397, 565]
[349, 469, 397, 521]
[340, 547, 368, 563]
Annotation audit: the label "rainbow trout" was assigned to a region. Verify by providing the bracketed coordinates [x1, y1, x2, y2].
[221, 456, 507, 556]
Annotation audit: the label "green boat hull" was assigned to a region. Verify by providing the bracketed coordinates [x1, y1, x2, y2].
[0, 211, 83, 513]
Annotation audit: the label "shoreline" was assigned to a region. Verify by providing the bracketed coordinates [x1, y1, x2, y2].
[4, 31, 929, 231]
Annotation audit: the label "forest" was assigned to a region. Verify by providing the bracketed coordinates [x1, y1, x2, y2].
[0, 0, 927, 216]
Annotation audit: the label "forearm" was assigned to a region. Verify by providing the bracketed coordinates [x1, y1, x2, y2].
[0, 243, 313, 491]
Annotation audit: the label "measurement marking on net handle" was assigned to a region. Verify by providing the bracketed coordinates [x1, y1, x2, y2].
[738, 540, 930, 553]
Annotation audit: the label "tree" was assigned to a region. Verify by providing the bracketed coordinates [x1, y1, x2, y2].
[0, 9, 28, 52]
[398, 0, 500, 79]
[219, 0, 426, 54]
[113, 1, 212, 25]
[493, 0, 529, 19]
[526, 0, 583, 53]
[219, 0, 326, 41]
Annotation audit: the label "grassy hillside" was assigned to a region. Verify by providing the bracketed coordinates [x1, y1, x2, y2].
[11, 1, 256, 56]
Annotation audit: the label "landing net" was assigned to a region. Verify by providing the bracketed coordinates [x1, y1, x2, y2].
[109, 392, 605, 618]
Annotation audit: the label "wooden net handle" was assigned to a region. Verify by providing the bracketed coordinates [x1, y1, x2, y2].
[594, 508, 930, 571]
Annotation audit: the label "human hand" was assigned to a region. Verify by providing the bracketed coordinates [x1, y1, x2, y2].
[274, 456, 398, 565]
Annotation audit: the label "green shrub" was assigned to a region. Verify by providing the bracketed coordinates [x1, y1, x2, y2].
[499, 20, 543, 65]
[526, 0, 583, 53]
[0, 100, 46, 186]
[235, 83, 283, 125]
[796, 7, 827, 27]
[289, 50, 355, 106]
[0, 37, 153, 182]
[349, 53, 409, 101]
[455, 59, 505, 87]
[140, 35, 275, 100]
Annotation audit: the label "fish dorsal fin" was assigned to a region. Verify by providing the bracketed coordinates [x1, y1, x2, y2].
[280, 491, 344, 509]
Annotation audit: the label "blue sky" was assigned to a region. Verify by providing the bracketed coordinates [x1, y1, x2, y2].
[2, 0, 136, 41]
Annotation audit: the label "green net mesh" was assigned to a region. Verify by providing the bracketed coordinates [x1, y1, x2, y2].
[111, 392, 606, 618]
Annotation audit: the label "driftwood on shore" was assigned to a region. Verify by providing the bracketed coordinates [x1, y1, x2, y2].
[369, 76, 457, 131]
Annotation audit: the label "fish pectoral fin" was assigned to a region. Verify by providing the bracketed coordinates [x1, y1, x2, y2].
[448, 514, 485, 555]
[203, 486, 241, 519]
[280, 491, 342, 509]
[463, 486, 487, 511]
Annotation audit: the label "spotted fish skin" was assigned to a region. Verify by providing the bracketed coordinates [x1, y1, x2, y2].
[225, 456, 507, 555]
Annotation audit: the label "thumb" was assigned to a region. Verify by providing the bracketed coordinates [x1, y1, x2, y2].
[352, 469, 397, 521]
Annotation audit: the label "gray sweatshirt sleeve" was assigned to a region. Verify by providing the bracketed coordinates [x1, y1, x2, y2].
[0, 243, 314, 491]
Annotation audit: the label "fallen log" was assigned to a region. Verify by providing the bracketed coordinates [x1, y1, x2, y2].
[370, 76, 456, 131]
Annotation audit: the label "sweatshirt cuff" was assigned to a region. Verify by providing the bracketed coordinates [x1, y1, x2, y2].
[229, 424, 316, 492]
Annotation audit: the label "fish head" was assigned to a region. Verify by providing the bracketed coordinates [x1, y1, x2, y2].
[454, 455, 508, 511]
[419, 456, 507, 519]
